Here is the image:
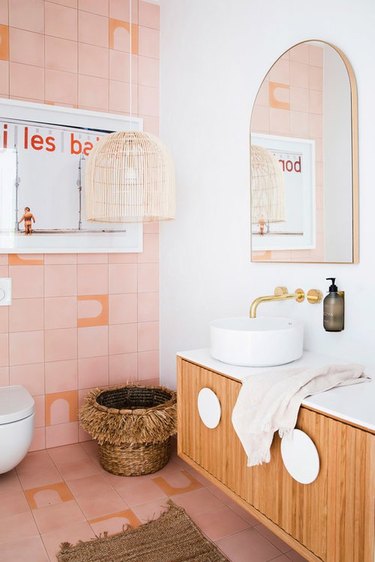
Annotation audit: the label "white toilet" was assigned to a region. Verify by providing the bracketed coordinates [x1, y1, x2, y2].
[0, 385, 35, 474]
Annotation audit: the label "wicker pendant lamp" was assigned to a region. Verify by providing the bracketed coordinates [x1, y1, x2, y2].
[251, 145, 285, 231]
[84, 0, 175, 223]
[85, 131, 175, 222]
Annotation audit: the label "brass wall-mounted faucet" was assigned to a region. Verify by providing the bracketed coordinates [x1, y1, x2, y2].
[249, 286, 322, 318]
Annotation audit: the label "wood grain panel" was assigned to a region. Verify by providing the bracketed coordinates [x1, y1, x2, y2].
[177, 358, 375, 562]
[177, 358, 241, 484]
[327, 419, 375, 562]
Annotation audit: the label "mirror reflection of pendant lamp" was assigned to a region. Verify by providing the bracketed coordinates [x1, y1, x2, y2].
[251, 145, 285, 234]
[84, 0, 175, 223]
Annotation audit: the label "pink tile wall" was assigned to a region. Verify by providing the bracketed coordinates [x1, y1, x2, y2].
[252, 43, 324, 262]
[0, 0, 160, 450]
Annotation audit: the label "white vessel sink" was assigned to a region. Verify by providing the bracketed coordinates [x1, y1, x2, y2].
[210, 316, 303, 367]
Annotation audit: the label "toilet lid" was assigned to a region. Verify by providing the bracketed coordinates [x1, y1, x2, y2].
[0, 385, 35, 424]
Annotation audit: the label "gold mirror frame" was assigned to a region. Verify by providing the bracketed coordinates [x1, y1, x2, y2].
[250, 40, 359, 264]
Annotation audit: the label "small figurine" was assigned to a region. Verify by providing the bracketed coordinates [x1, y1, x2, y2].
[258, 215, 267, 235]
[18, 207, 36, 235]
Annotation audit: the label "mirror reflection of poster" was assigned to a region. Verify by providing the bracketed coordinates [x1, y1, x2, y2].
[251, 134, 315, 251]
[0, 99, 143, 253]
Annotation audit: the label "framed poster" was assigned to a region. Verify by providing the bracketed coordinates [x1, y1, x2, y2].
[0, 99, 143, 253]
[251, 133, 315, 251]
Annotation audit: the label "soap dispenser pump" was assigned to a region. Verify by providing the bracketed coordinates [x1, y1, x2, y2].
[323, 278, 344, 332]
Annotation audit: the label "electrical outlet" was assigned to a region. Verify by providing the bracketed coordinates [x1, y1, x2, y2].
[0, 278, 12, 306]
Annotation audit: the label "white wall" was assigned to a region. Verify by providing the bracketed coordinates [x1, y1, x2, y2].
[323, 45, 352, 262]
[159, 0, 375, 388]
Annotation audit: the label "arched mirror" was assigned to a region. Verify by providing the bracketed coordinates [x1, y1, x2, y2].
[250, 41, 358, 263]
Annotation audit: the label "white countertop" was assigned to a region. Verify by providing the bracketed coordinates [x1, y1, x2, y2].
[177, 349, 375, 433]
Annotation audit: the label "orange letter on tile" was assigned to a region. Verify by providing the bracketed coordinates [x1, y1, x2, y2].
[8, 254, 44, 265]
[269, 82, 290, 110]
[109, 18, 138, 54]
[77, 295, 109, 328]
[152, 470, 203, 496]
[25, 482, 74, 510]
[45, 390, 78, 426]
[0, 25, 9, 61]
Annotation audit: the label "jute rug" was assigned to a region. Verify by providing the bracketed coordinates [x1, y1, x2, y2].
[57, 501, 230, 562]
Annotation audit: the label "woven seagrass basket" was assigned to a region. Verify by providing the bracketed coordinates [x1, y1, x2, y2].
[80, 385, 177, 476]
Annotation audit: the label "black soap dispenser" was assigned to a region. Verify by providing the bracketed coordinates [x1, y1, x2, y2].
[323, 278, 344, 332]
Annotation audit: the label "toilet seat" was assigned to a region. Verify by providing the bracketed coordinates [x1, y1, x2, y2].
[0, 385, 35, 424]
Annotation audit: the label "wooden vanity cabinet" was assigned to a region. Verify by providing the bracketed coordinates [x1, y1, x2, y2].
[177, 357, 375, 562]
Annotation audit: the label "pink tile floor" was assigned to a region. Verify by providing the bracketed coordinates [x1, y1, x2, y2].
[0, 441, 308, 562]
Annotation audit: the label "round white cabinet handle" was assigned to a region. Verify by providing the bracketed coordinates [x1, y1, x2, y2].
[280, 429, 320, 484]
[197, 388, 221, 429]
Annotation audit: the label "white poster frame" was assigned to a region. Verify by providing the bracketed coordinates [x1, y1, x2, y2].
[0, 99, 143, 254]
[251, 133, 316, 252]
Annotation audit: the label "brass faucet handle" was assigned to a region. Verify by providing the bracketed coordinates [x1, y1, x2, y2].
[307, 289, 323, 304]
[295, 288, 305, 303]
[274, 286, 288, 296]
